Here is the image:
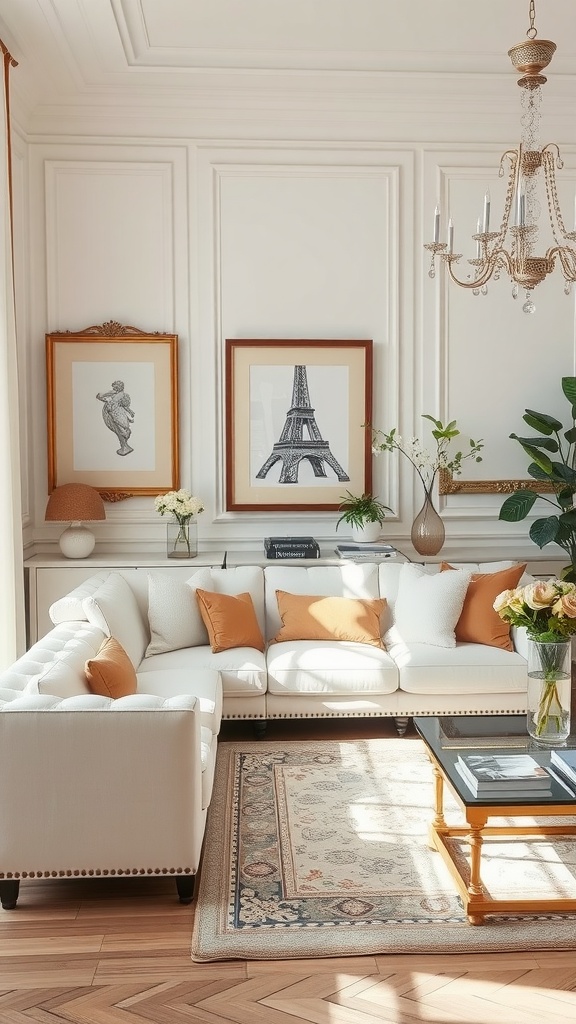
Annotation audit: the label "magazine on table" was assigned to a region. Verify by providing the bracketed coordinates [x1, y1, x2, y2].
[454, 764, 552, 799]
[550, 749, 576, 786]
[456, 753, 551, 791]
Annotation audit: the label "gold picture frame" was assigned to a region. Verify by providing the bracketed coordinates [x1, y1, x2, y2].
[438, 469, 555, 495]
[46, 321, 179, 499]
[225, 339, 373, 512]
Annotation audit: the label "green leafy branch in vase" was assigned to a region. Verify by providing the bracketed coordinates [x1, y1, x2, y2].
[499, 376, 576, 582]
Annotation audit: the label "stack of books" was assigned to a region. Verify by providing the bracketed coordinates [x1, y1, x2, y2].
[335, 542, 397, 561]
[550, 749, 576, 791]
[264, 536, 320, 560]
[455, 753, 552, 798]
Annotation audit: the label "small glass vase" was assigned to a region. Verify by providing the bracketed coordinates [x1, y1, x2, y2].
[166, 517, 197, 559]
[411, 488, 445, 556]
[526, 638, 572, 745]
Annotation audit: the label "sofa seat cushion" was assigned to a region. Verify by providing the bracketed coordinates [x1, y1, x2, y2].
[137, 645, 266, 698]
[386, 636, 528, 694]
[266, 640, 399, 696]
[136, 666, 222, 734]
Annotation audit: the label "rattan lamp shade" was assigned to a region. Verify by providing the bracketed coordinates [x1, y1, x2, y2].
[45, 483, 106, 558]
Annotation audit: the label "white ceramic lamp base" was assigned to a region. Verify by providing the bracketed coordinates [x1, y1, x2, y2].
[58, 522, 96, 559]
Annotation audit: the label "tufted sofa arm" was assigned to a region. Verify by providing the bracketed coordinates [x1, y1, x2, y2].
[0, 692, 214, 908]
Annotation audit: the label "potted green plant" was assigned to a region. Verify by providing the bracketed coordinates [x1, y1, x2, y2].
[499, 376, 576, 582]
[336, 491, 392, 543]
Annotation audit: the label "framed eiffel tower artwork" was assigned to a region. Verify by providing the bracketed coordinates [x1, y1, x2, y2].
[225, 339, 373, 512]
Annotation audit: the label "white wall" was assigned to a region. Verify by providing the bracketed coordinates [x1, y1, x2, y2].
[13, 98, 576, 561]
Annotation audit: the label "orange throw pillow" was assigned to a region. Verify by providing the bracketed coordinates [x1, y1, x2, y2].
[440, 563, 526, 650]
[85, 636, 138, 698]
[195, 589, 265, 653]
[273, 590, 386, 648]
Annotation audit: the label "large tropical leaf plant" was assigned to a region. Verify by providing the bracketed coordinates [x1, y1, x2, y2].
[499, 377, 576, 582]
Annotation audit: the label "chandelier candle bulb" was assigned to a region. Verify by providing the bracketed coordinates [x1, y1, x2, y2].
[447, 218, 454, 254]
[482, 190, 490, 233]
[476, 218, 482, 257]
[433, 205, 440, 243]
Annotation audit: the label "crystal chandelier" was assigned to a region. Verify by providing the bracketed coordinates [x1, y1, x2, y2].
[425, 0, 576, 314]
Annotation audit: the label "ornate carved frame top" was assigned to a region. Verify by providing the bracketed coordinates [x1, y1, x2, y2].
[439, 469, 555, 495]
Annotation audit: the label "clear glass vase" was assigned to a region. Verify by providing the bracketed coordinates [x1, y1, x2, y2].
[411, 488, 445, 556]
[526, 638, 572, 745]
[166, 517, 197, 559]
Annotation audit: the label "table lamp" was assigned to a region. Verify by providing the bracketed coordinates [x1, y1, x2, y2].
[45, 483, 106, 558]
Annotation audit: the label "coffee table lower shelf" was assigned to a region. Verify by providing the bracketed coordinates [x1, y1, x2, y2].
[428, 761, 576, 925]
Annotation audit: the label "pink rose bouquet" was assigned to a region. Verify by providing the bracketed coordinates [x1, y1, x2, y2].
[493, 579, 576, 642]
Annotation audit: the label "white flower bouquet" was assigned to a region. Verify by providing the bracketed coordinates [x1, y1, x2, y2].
[154, 489, 204, 525]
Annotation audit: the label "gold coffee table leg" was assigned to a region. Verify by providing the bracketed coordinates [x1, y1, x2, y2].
[432, 761, 446, 829]
[466, 823, 486, 925]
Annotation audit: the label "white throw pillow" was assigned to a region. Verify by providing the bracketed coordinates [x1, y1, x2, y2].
[145, 568, 213, 656]
[393, 562, 473, 648]
[82, 573, 148, 668]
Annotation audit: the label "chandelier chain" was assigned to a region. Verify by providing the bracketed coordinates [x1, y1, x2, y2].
[527, 0, 537, 40]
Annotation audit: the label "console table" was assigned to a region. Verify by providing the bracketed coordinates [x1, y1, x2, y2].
[24, 552, 226, 644]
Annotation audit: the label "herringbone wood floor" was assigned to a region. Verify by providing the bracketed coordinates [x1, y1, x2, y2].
[1, 718, 575, 1023]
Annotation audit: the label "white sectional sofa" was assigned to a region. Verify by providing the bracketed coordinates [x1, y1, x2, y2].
[0, 557, 531, 908]
[6, 559, 533, 726]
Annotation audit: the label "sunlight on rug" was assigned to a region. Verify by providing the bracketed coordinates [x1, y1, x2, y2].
[191, 738, 576, 961]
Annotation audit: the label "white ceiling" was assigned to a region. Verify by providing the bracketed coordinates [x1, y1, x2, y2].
[0, 0, 574, 131]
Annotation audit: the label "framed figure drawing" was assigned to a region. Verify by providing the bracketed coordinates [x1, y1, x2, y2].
[46, 322, 179, 498]
[225, 339, 373, 512]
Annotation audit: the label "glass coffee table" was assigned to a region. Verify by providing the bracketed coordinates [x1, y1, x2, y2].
[414, 715, 576, 925]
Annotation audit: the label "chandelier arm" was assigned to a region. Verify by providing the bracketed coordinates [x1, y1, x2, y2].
[550, 246, 576, 283]
[444, 250, 512, 290]
[542, 148, 569, 242]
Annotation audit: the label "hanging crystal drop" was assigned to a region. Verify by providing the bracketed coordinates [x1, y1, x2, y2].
[428, 268, 436, 279]
[522, 289, 536, 314]
[512, 283, 519, 300]
[480, 284, 488, 296]
[472, 287, 480, 296]
[564, 281, 572, 295]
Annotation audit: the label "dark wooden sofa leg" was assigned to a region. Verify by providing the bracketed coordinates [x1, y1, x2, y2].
[0, 879, 20, 910]
[253, 720, 268, 739]
[176, 875, 195, 904]
[394, 716, 410, 736]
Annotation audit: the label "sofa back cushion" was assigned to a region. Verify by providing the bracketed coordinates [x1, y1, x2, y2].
[145, 565, 265, 656]
[440, 562, 527, 650]
[264, 563, 380, 642]
[378, 559, 523, 620]
[273, 590, 386, 648]
[85, 637, 138, 698]
[392, 562, 473, 648]
[196, 589, 266, 653]
[146, 568, 213, 655]
[82, 573, 148, 668]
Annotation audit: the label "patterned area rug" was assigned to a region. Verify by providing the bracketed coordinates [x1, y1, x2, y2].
[191, 738, 576, 961]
